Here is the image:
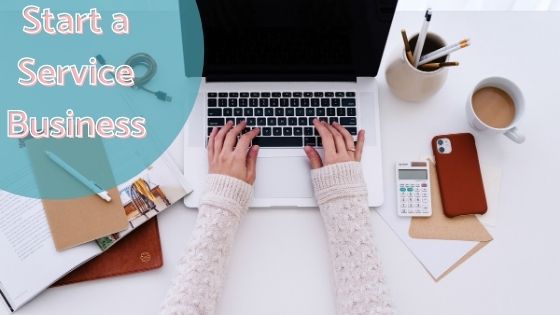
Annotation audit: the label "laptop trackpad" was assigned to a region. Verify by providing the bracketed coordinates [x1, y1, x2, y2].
[253, 157, 313, 199]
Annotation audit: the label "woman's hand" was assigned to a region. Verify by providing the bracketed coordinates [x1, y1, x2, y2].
[303, 119, 365, 169]
[208, 121, 260, 184]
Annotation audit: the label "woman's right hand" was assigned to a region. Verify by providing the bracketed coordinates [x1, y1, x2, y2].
[303, 119, 365, 169]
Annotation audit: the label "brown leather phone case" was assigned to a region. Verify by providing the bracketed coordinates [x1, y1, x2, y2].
[432, 133, 487, 218]
[53, 218, 163, 286]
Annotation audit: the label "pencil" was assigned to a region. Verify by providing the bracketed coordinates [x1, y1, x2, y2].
[401, 29, 414, 65]
[418, 40, 470, 66]
[45, 151, 112, 202]
[418, 61, 459, 71]
[412, 8, 432, 67]
[418, 39, 469, 65]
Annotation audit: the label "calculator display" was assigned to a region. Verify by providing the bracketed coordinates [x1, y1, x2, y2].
[398, 169, 428, 180]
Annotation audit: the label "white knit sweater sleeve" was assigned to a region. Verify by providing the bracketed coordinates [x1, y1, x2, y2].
[311, 162, 394, 315]
[160, 174, 252, 315]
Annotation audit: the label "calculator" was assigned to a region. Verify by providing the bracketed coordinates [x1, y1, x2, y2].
[396, 161, 432, 217]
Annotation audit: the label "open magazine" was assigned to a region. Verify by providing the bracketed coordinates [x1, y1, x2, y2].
[0, 153, 191, 312]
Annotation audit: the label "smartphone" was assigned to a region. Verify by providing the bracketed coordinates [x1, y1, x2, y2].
[431, 133, 487, 217]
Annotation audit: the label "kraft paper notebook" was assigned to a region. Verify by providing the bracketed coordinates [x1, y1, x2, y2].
[26, 137, 129, 251]
[53, 218, 163, 286]
[409, 161, 493, 280]
[42, 190, 128, 251]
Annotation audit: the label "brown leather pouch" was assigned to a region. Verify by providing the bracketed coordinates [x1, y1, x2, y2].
[53, 218, 163, 286]
[432, 133, 487, 218]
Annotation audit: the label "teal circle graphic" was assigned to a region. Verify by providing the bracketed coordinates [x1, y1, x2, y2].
[0, 0, 203, 199]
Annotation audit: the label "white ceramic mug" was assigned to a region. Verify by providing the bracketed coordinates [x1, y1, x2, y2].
[466, 77, 526, 144]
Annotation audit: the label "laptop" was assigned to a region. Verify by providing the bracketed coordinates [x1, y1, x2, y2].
[181, 0, 397, 208]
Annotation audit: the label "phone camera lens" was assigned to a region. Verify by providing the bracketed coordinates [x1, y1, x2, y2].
[437, 139, 444, 145]
[438, 147, 445, 153]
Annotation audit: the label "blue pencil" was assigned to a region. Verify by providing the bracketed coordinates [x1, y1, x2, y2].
[45, 151, 112, 202]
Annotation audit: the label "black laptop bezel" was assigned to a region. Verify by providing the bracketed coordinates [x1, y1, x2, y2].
[180, 0, 398, 82]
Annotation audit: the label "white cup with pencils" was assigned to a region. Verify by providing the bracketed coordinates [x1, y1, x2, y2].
[386, 9, 469, 102]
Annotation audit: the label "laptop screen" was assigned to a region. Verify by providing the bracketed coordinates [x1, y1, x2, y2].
[183, 0, 397, 81]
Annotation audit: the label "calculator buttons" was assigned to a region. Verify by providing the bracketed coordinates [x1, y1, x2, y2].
[398, 189, 430, 213]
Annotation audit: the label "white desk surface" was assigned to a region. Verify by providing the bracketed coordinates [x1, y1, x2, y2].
[3, 11, 559, 315]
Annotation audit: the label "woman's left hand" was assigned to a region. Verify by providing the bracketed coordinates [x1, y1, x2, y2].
[207, 121, 260, 184]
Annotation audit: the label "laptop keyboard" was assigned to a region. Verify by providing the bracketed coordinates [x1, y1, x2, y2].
[207, 91, 357, 148]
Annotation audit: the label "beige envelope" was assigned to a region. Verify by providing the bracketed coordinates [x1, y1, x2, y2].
[409, 161, 493, 281]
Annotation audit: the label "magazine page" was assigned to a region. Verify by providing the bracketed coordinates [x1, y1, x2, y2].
[97, 153, 191, 250]
[0, 192, 101, 312]
[0, 151, 191, 311]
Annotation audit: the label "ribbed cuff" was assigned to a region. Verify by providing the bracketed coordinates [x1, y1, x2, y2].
[199, 174, 253, 217]
[311, 162, 367, 205]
